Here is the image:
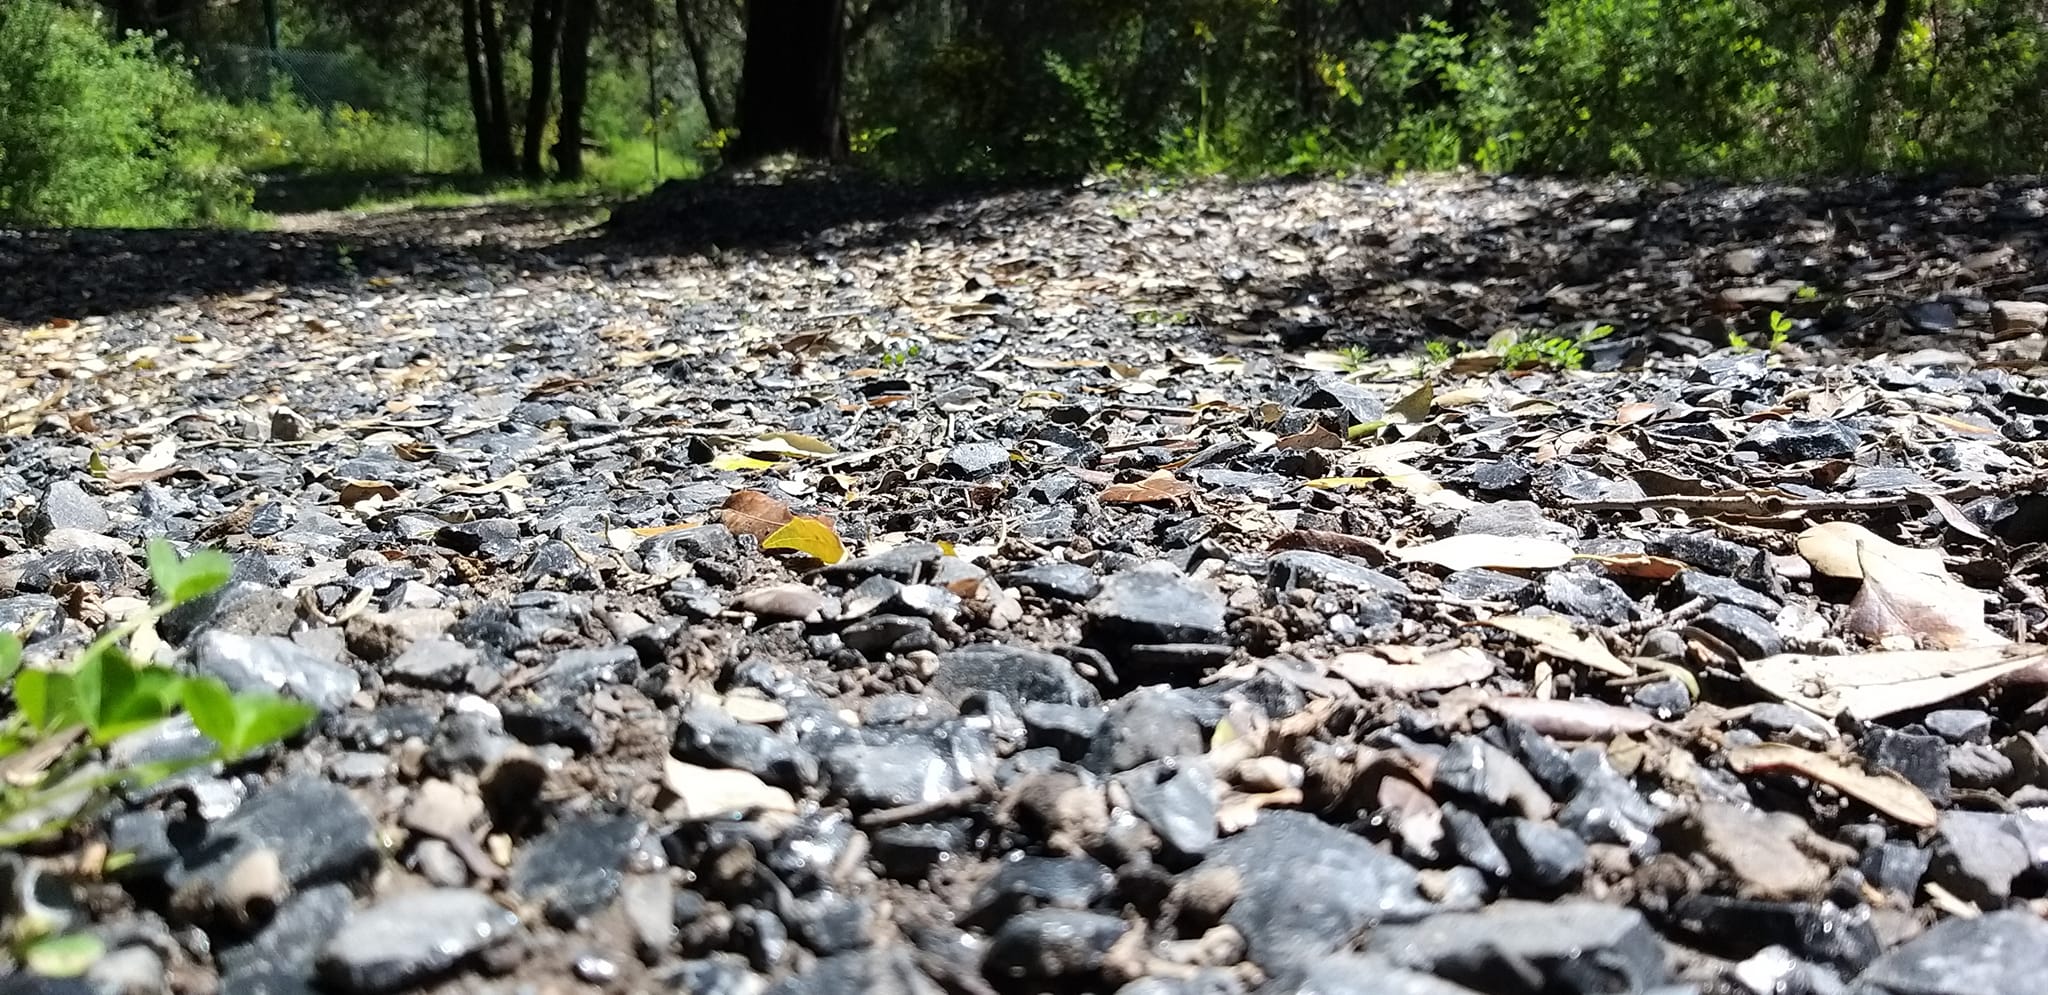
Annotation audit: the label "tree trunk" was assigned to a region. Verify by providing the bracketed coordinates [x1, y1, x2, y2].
[732, 0, 847, 160]
[461, 0, 500, 170]
[674, 0, 729, 132]
[1869, 0, 1911, 82]
[523, 0, 564, 177]
[1851, 0, 1914, 169]
[478, 0, 517, 172]
[556, 0, 597, 180]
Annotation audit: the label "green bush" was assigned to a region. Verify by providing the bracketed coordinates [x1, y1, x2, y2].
[236, 93, 466, 175]
[0, 1, 258, 227]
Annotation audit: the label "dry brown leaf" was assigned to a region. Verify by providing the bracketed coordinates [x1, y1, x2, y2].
[1393, 534, 1575, 572]
[1726, 743, 1937, 828]
[1797, 522, 1946, 579]
[1739, 644, 2048, 720]
[338, 480, 401, 506]
[719, 489, 795, 540]
[1329, 645, 1497, 692]
[1843, 542, 2002, 650]
[1100, 470, 1195, 505]
[1471, 615, 1633, 677]
[1276, 425, 1345, 449]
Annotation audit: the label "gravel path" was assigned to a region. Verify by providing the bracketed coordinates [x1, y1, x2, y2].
[3, 172, 2048, 995]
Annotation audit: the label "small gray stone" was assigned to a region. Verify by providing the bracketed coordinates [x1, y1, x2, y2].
[1002, 562, 1102, 602]
[1654, 531, 1769, 582]
[1740, 419, 1860, 463]
[941, 442, 1014, 480]
[509, 815, 646, 926]
[315, 888, 520, 994]
[1672, 571, 1780, 614]
[1116, 759, 1218, 860]
[1540, 569, 1639, 625]
[1439, 569, 1533, 604]
[1296, 378, 1385, 427]
[1369, 900, 1667, 993]
[1205, 810, 1430, 968]
[765, 948, 944, 995]
[1926, 810, 2030, 907]
[1083, 691, 1205, 775]
[217, 883, 354, 981]
[385, 637, 478, 688]
[27, 481, 109, 545]
[983, 910, 1129, 984]
[927, 643, 1100, 709]
[1689, 603, 1783, 659]
[1924, 709, 1992, 744]
[0, 593, 66, 645]
[1087, 563, 1226, 648]
[1491, 818, 1587, 888]
[170, 777, 379, 903]
[1454, 502, 1575, 542]
[1267, 550, 1411, 597]
[192, 630, 359, 714]
[1848, 911, 2048, 995]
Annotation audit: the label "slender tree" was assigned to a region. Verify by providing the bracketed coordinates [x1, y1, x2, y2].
[674, 0, 729, 132]
[556, 0, 598, 179]
[523, 0, 564, 176]
[731, 0, 846, 159]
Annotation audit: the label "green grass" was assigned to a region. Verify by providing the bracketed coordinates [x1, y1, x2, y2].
[323, 141, 699, 216]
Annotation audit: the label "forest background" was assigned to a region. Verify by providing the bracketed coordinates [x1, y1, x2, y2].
[1, 0, 2043, 229]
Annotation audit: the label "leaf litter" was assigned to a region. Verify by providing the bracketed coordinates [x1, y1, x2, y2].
[6, 172, 2048, 992]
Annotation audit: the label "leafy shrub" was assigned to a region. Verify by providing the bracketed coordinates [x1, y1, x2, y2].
[0, 540, 316, 849]
[0, 1, 257, 227]
[237, 94, 466, 175]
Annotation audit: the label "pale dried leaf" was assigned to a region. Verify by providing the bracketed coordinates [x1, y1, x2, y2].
[1329, 645, 1497, 692]
[1797, 522, 1946, 579]
[1739, 644, 2048, 720]
[661, 758, 797, 822]
[1842, 542, 2002, 650]
[1472, 614, 1633, 677]
[1393, 534, 1575, 572]
[1726, 743, 1936, 828]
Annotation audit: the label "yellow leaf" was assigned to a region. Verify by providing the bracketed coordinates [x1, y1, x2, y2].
[1386, 381, 1433, 423]
[1304, 476, 1384, 489]
[936, 540, 957, 557]
[756, 432, 837, 455]
[712, 452, 781, 471]
[762, 515, 846, 564]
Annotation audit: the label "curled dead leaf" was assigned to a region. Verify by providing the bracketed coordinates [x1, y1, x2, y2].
[1842, 542, 2002, 650]
[1726, 743, 1936, 828]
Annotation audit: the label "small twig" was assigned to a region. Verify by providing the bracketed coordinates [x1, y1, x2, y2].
[857, 784, 990, 829]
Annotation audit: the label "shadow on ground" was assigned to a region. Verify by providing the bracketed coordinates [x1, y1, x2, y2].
[4, 169, 2041, 346]
[252, 169, 509, 215]
[0, 169, 1079, 326]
